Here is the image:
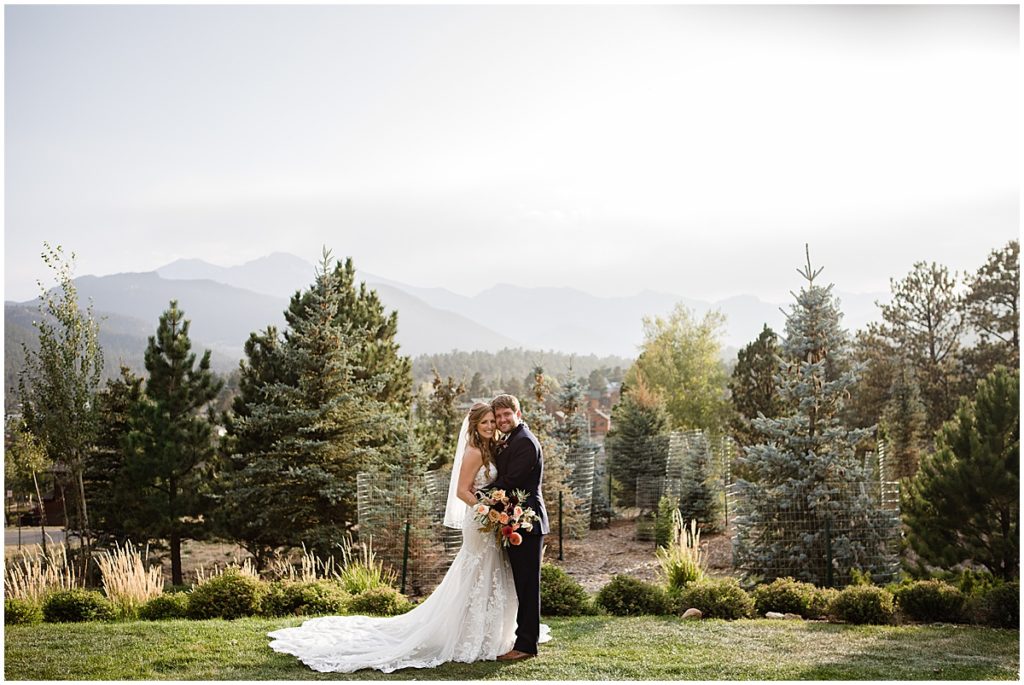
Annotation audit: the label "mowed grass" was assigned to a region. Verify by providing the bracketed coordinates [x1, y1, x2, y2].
[4, 616, 1018, 680]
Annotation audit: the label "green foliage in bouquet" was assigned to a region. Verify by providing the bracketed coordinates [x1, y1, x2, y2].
[829, 585, 894, 625]
[42, 589, 116, 623]
[540, 563, 593, 616]
[5, 598, 43, 625]
[138, 593, 190, 621]
[347, 586, 413, 616]
[187, 569, 265, 620]
[678, 577, 754, 619]
[893, 580, 965, 623]
[596, 575, 672, 616]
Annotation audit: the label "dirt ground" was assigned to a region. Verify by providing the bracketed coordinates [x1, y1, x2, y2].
[544, 518, 736, 592]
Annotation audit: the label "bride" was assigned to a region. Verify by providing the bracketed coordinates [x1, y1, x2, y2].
[267, 402, 550, 673]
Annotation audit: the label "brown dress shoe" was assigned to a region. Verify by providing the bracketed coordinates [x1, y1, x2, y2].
[497, 649, 536, 662]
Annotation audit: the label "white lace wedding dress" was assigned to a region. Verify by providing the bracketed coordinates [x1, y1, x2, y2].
[267, 462, 550, 673]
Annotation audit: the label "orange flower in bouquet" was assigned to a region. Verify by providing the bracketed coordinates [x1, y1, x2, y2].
[473, 487, 541, 548]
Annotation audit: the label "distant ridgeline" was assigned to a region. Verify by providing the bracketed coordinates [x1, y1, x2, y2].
[412, 348, 633, 390]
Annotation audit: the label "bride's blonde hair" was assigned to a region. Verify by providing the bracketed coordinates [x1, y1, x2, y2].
[467, 402, 497, 469]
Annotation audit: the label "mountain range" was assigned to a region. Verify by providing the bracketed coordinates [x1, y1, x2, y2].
[5, 252, 888, 380]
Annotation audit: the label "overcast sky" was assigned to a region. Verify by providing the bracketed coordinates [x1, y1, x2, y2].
[4, 4, 1019, 304]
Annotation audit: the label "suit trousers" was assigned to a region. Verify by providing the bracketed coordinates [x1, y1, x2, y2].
[506, 532, 544, 654]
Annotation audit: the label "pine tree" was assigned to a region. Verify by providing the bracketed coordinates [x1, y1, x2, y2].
[876, 261, 965, 435]
[728, 324, 784, 453]
[217, 251, 409, 566]
[521, 366, 581, 538]
[124, 301, 223, 586]
[605, 376, 670, 508]
[962, 240, 1020, 382]
[283, 256, 412, 411]
[880, 363, 928, 480]
[87, 365, 147, 547]
[733, 247, 899, 586]
[677, 432, 722, 534]
[468, 371, 485, 398]
[413, 370, 466, 471]
[553, 373, 600, 536]
[844, 327, 902, 434]
[901, 366, 1019, 580]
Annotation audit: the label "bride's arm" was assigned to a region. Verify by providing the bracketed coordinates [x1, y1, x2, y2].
[456, 447, 484, 507]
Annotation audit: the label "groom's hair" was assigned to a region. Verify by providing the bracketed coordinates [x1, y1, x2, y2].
[491, 394, 521, 414]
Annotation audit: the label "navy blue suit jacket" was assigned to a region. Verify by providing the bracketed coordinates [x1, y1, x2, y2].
[490, 422, 550, 536]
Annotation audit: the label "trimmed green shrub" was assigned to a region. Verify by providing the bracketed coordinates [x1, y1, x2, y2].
[829, 585, 894, 625]
[42, 589, 116, 623]
[263, 579, 349, 617]
[138, 593, 190, 620]
[752, 577, 817, 617]
[187, 569, 265, 620]
[541, 564, 592, 616]
[261, 581, 294, 617]
[679, 577, 754, 620]
[596, 575, 672, 616]
[973, 581, 1019, 629]
[347, 586, 412, 616]
[955, 568, 1000, 597]
[893, 580, 965, 623]
[5, 598, 43, 625]
[807, 587, 839, 620]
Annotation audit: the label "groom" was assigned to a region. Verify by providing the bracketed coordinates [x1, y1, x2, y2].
[489, 394, 549, 662]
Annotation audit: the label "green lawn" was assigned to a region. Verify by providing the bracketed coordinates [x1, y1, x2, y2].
[4, 616, 1018, 680]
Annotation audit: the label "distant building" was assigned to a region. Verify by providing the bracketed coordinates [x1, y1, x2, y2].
[589, 409, 611, 438]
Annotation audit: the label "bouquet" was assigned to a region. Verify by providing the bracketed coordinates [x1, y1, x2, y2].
[472, 488, 539, 547]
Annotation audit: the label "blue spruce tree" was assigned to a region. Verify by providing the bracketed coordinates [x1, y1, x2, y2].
[732, 247, 900, 587]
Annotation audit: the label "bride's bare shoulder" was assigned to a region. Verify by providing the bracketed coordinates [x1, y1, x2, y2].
[462, 445, 483, 463]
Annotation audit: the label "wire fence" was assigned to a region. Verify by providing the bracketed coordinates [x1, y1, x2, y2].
[355, 469, 460, 597]
[565, 444, 598, 528]
[730, 441, 902, 587]
[629, 430, 734, 540]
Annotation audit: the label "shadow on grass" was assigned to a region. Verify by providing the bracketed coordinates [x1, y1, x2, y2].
[790, 623, 1019, 681]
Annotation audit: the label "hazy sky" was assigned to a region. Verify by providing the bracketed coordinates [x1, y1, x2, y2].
[5, 4, 1019, 304]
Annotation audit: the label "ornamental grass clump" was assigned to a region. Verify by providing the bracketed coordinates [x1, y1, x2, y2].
[269, 543, 343, 583]
[656, 511, 707, 592]
[893, 580, 966, 624]
[338, 535, 396, 594]
[96, 540, 163, 619]
[4, 543, 77, 603]
[193, 557, 258, 585]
